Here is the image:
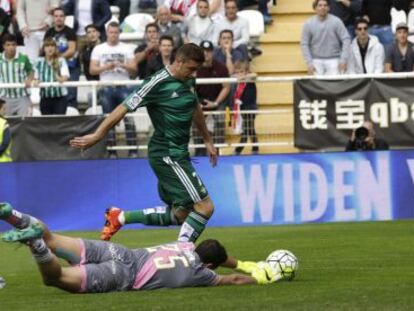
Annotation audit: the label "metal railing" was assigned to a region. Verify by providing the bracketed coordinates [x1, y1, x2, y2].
[3, 71, 414, 156]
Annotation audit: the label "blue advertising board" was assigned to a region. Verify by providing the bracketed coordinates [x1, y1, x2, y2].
[1, 150, 414, 231]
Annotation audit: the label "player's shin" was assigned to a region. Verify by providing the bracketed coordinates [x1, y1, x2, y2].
[124, 206, 178, 226]
[0, 202, 39, 229]
[178, 211, 209, 242]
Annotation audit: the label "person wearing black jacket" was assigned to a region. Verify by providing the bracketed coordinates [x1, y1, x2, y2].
[345, 120, 389, 151]
[0, 7, 10, 52]
[362, 0, 406, 47]
[329, 0, 362, 38]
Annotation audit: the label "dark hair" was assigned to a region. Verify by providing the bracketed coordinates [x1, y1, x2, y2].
[145, 23, 159, 33]
[219, 29, 234, 39]
[106, 21, 120, 30]
[354, 17, 369, 29]
[85, 24, 99, 32]
[2, 34, 17, 45]
[159, 35, 174, 45]
[52, 7, 65, 15]
[195, 239, 228, 269]
[0, 98, 5, 108]
[175, 43, 205, 64]
[312, 0, 329, 9]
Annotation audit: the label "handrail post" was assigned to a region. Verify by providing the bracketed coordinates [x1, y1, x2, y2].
[92, 83, 98, 114]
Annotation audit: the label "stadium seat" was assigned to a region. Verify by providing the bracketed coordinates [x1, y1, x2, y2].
[391, 7, 407, 33]
[237, 10, 265, 37]
[85, 106, 104, 115]
[120, 13, 155, 41]
[110, 5, 120, 20]
[66, 106, 80, 116]
[105, 15, 120, 30]
[31, 107, 41, 116]
[65, 15, 74, 28]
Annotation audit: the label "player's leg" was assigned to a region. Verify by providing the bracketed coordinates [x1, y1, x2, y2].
[100, 158, 184, 240]
[0, 202, 39, 229]
[1, 224, 82, 292]
[0, 202, 84, 265]
[178, 197, 214, 242]
[156, 156, 213, 242]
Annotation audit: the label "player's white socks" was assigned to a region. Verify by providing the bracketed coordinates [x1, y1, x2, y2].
[118, 212, 125, 225]
[178, 211, 208, 242]
[29, 238, 53, 264]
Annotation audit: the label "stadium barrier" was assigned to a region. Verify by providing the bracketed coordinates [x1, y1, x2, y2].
[1, 149, 414, 231]
[4, 71, 414, 155]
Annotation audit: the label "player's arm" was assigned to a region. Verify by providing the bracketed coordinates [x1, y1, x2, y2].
[216, 273, 257, 286]
[193, 103, 218, 167]
[70, 104, 128, 149]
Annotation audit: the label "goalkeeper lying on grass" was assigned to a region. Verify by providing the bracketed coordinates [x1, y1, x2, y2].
[0, 202, 283, 293]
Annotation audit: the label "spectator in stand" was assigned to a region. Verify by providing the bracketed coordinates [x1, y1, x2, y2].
[89, 21, 137, 158]
[0, 34, 33, 116]
[145, 35, 174, 77]
[184, 0, 216, 45]
[63, 0, 111, 50]
[80, 24, 100, 81]
[213, 29, 247, 74]
[230, 60, 258, 155]
[134, 23, 160, 79]
[16, 0, 59, 63]
[361, 0, 406, 47]
[384, 22, 414, 72]
[215, 0, 249, 60]
[44, 7, 79, 108]
[328, 0, 362, 38]
[156, 5, 184, 49]
[195, 40, 230, 156]
[347, 18, 385, 74]
[0, 98, 12, 162]
[301, 0, 351, 75]
[33, 38, 69, 115]
[0, 0, 11, 52]
[164, 0, 197, 23]
[237, 0, 273, 25]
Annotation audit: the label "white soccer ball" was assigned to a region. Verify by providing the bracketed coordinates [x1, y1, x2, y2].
[266, 249, 298, 281]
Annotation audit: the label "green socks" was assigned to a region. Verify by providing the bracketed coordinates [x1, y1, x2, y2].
[124, 206, 178, 226]
[178, 211, 209, 242]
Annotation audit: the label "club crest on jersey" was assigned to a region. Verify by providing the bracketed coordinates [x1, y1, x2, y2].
[129, 94, 142, 108]
[170, 91, 179, 98]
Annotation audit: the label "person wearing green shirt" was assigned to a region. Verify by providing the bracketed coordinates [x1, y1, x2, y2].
[70, 43, 218, 243]
[0, 34, 34, 116]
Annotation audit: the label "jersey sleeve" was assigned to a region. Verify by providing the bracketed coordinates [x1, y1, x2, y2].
[122, 70, 169, 111]
[190, 266, 219, 287]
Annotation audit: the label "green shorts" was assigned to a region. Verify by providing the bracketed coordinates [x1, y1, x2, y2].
[149, 156, 209, 210]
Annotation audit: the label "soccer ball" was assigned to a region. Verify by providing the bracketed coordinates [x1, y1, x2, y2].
[266, 249, 298, 281]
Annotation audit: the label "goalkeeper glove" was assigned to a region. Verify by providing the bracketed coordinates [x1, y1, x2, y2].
[251, 261, 283, 285]
[236, 260, 259, 274]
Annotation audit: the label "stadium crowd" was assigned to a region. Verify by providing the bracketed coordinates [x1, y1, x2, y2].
[0, 0, 267, 119]
[301, 0, 414, 75]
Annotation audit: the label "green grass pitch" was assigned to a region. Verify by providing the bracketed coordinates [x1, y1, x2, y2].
[1, 221, 414, 311]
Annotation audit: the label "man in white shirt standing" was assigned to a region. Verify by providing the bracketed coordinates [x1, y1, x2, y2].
[17, 0, 59, 63]
[347, 18, 384, 74]
[90, 21, 138, 158]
